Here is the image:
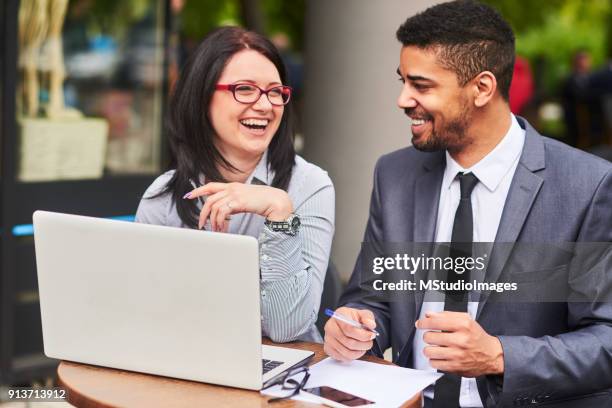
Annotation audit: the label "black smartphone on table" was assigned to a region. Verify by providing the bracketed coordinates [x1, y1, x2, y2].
[303, 386, 375, 407]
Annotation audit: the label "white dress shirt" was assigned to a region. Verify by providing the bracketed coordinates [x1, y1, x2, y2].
[413, 114, 525, 407]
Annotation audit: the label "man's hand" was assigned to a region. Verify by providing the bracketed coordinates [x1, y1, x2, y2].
[417, 311, 504, 377]
[323, 307, 377, 362]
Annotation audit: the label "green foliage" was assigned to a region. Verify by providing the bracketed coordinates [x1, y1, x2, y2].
[483, 0, 611, 95]
[262, 0, 306, 51]
[180, 0, 305, 52]
[181, 0, 241, 40]
[481, 0, 566, 33]
[516, 12, 607, 94]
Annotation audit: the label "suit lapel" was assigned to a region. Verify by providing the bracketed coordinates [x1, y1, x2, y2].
[396, 152, 444, 366]
[476, 118, 546, 318]
[413, 156, 444, 309]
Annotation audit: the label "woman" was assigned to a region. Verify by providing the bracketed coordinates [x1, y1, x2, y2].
[135, 27, 334, 343]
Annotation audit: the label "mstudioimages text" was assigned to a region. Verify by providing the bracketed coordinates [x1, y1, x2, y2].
[372, 253, 488, 275]
[372, 279, 518, 293]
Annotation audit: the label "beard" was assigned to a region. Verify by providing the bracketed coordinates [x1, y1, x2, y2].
[408, 99, 474, 153]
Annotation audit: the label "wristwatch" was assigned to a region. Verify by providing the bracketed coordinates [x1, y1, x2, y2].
[264, 214, 301, 235]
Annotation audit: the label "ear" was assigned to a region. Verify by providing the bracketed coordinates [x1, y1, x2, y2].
[472, 71, 497, 107]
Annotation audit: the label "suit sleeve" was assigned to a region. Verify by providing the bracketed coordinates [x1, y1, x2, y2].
[338, 159, 392, 358]
[485, 169, 612, 406]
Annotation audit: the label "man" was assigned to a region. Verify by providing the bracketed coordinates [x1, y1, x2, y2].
[560, 50, 594, 147]
[324, 1, 612, 407]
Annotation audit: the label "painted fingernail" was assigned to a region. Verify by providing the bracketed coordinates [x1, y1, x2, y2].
[183, 192, 192, 199]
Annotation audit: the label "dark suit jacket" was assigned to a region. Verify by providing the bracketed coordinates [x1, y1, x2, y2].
[339, 117, 612, 407]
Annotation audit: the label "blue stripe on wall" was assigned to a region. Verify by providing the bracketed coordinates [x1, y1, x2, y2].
[12, 215, 136, 237]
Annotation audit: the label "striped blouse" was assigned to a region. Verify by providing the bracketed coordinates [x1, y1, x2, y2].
[134, 151, 335, 343]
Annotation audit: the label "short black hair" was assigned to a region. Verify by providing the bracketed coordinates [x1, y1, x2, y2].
[396, 0, 515, 100]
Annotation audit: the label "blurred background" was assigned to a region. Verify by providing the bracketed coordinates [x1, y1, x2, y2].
[1, 0, 611, 402]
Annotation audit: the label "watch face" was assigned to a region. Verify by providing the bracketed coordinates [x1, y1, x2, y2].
[291, 216, 300, 230]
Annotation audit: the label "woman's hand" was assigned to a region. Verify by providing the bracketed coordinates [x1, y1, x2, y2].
[184, 182, 293, 232]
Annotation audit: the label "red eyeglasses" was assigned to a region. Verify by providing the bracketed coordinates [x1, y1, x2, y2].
[215, 83, 292, 106]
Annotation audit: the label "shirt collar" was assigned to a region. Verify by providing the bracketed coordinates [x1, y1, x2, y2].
[197, 150, 273, 186]
[442, 114, 525, 192]
[246, 149, 272, 186]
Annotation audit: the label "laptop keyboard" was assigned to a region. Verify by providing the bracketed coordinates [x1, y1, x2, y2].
[262, 359, 284, 374]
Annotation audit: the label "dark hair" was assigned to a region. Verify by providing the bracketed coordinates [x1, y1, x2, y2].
[160, 26, 296, 228]
[396, 0, 515, 100]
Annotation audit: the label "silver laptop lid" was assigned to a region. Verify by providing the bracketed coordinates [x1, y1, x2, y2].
[33, 210, 263, 389]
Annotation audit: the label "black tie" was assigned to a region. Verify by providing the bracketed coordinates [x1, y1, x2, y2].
[433, 172, 479, 408]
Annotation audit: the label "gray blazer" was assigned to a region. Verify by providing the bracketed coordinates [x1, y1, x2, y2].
[340, 117, 612, 407]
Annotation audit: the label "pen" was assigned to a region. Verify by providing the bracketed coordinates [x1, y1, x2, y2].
[187, 179, 231, 228]
[188, 179, 206, 206]
[325, 309, 379, 337]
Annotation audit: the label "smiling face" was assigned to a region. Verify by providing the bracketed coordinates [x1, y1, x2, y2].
[209, 49, 284, 162]
[397, 45, 475, 153]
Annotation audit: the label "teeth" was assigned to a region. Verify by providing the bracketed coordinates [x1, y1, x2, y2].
[240, 118, 269, 127]
[411, 118, 427, 126]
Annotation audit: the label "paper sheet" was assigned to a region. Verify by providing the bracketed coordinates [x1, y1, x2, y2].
[261, 357, 442, 407]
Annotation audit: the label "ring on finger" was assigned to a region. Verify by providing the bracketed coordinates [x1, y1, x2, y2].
[223, 202, 234, 221]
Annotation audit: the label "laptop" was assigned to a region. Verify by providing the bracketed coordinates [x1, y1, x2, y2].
[33, 210, 313, 390]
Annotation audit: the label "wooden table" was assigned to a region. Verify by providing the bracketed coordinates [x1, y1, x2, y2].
[58, 340, 422, 408]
